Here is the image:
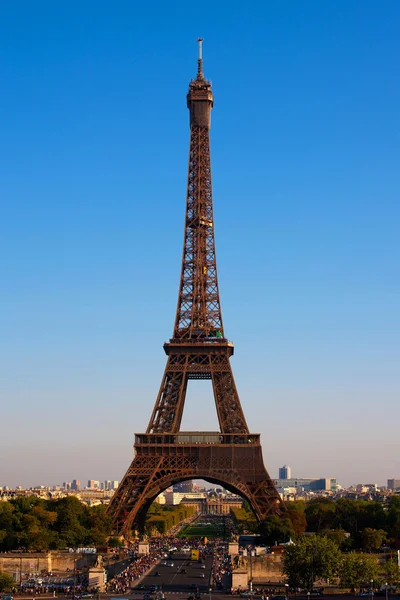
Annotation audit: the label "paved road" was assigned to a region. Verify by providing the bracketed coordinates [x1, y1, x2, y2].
[134, 553, 213, 593]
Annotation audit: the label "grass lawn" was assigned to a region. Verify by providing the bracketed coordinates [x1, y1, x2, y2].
[178, 519, 227, 538]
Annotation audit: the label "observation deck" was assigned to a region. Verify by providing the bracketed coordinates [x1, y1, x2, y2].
[135, 432, 260, 446]
[164, 337, 234, 356]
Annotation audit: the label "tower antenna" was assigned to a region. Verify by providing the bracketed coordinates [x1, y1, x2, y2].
[197, 37, 204, 79]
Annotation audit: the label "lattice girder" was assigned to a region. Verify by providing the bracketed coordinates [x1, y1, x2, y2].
[107, 42, 283, 536]
[108, 441, 281, 537]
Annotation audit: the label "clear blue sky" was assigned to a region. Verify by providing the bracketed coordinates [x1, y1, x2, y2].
[0, 1, 399, 489]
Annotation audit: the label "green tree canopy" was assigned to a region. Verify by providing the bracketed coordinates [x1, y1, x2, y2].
[339, 552, 379, 590]
[387, 497, 400, 539]
[0, 496, 113, 552]
[286, 501, 307, 536]
[283, 534, 341, 591]
[261, 514, 294, 544]
[324, 529, 350, 549]
[360, 528, 387, 551]
[0, 571, 16, 592]
[305, 498, 336, 533]
[383, 559, 400, 590]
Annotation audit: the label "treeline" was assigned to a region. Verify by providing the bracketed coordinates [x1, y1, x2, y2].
[145, 503, 195, 535]
[283, 534, 400, 592]
[0, 495, 113, 551]
[232, 496, 400, 548]
[0, 495, 198, 551]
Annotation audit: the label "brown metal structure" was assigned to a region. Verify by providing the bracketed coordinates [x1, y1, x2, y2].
[108, 40, 282, 536]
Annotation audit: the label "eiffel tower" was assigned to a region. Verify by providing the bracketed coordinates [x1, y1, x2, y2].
[108, 40, 282, 536]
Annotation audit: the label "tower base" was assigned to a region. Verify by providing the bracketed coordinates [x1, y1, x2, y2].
[108, 432, 281, 536]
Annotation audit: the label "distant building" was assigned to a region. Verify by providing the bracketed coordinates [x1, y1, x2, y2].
[155, 493, 166, 504]
[173, 481, 194, 493]
[71, 479, 81, 491]
[87, 480, 100, 489]
[356, 483, 377, 493]
[182, 495, 243, 515]
[388, 479, 400, 491]
[111, 480, 119, 490]
[274, 477, 337, 493]
[164, 491, 206, 505]
[63, 481, 72, 490]
[279, 465, 291, 479]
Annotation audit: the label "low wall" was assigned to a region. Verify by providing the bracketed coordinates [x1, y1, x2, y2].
[233, 555, 284, 584]
[0, 552, 97, 579]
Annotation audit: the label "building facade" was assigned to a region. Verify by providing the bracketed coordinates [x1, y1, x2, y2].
[274, 477, 337, 493]
[278, 465, 291, 479]
[388, 479, 400, 491]
[182, 496, 243, 515]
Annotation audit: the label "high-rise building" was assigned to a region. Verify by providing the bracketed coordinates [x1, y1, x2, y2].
[279, 465, 291, 479]
[87, 480, 100, 489]
[111, 480, 119, 490]
[72, 479, 81, 491]
[63, 481, 72, 490]
[173, 481, 194, 493]
[388, 479, 400, 491]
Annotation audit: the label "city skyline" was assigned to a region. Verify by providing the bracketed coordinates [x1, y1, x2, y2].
[3, 469, 400, 491]
[1, 2, 399, 489]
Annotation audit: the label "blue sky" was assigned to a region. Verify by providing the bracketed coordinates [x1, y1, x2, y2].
[0, 1, 399, 489]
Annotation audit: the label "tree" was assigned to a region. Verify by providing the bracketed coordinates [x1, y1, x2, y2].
[324, 529, 350, 549]
[334, 498, 361, 537]
[31, 506, 57, 528]
[305, 498, 336, 533]
[339, 553, 379, 591]
[261, 514, 294, 544]
[0, 503, 15, 532]
[387, 497, 400, 539]
[383, 559, 400, 590]
[360, 528, 387, 551]
[282, 534, 341, 591]
[0, 571, 16, 592]
[286, 502, 307, 536]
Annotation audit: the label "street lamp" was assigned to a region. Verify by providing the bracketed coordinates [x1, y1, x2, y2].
[73, 548, 77, 599]
[385, 582, 388, 600]
[370, 579, 374, 600]
[285, 583, 289, 599]
[249, 550, 254, 592]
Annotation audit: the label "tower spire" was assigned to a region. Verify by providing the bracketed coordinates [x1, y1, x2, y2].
[197, 37, 204, 79]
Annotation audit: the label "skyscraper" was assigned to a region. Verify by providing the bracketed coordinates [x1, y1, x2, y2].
[279, 465, 291, 479]
[388, 479, 400, 491]
[87, 480, 100, 489]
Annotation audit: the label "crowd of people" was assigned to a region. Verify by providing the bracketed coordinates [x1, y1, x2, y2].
[213, 540, 232, 591]
[106, 553, 159, 594]
[105, 515, 238, 595]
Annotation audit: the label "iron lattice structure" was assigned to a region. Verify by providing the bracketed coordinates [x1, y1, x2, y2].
[108, 40, 282, 536]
